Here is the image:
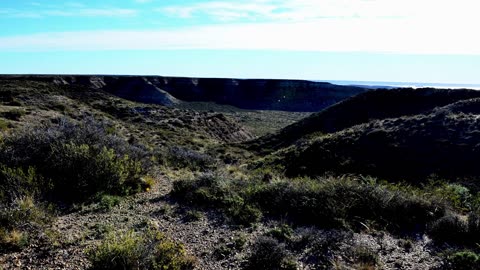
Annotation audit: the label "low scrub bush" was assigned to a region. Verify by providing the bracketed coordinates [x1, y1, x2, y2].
[445, 251, 480, 270]
[172, 174, 446, 233]
[172, 173, 262, 226]
[245, 236, 297, 270]
[0, 165, 43, 204]
[162, 146, 216, 171]
[429, 210, 480, 246]
[267, 224, 294, 242]
[0, 118, 150, 203]
[87, 229, 196, 270]
[0, 229, 29, 251]
[429, 214, 468, 244]
[0, 196, 52, 252]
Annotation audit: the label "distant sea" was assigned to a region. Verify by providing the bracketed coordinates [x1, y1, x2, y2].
[322, 80, 480, 90]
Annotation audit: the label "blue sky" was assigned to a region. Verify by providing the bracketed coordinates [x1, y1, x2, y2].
[1, 0, 479, 84]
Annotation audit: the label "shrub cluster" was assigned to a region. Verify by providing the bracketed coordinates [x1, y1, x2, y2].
[445, 251, 480, 270]
[0, 117, 150, 203]
[87, 229, 196, 270]
[171, 173, 262, 225]
[172, 174, 446, 233]
[160, 146, 216, 171]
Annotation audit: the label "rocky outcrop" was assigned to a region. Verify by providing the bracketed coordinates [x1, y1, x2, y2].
[0, 75, 368, 111]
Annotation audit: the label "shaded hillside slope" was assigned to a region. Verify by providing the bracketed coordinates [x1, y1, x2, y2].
[250, 88, 480, 152]
[0, 75, 368, 111]
[0, 78, 254, 147]
[257, 91, 480, 181]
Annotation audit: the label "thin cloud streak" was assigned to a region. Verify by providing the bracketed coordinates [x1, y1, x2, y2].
[0, 19, 479, 55]
[2, 7, 138, 18]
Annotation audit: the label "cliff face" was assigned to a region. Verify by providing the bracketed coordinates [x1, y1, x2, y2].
[153, 77, 368, 111]
[0, 75, 368, 112]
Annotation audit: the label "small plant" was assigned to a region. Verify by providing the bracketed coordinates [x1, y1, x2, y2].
[213, 233, 247, 260]
[352, 247, 379, 269]
[0, 118, 10, 131]
[183, 210, 203, 222]
[245, 236, 297, 270]
[0, 229, 29, 251]
[98, 195, 122, 211]
[87, 229, 196, 270]
[233, 233, 248, 250]
[446, 250, 480, 270]
[267, 224, 294, 242]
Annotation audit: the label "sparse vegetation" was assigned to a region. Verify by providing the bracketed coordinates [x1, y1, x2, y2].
[445, 251, 480, 270]
[4, 76, 480, 269]
[172, 174, 446, 233]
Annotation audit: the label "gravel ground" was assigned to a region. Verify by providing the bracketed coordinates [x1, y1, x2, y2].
[0, 176, 444, 270]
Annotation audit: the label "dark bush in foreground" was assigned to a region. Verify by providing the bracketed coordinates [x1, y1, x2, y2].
[0, 118, 149, 202]
[429, 215, 468, 244]
[87, 229, 196, 270]
[171, 174, 446, 233]
[429, 210, 480, 247]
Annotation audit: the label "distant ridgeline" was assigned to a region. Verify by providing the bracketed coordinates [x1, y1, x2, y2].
[0, 75, 369, 112]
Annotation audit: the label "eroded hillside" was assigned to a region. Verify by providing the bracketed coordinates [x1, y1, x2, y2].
[2, 77, 480, 270]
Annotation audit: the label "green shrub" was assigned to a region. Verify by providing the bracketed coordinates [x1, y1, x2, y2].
[245, 236, 296, 270]
[446, 251, 480, 270]
[0, 118, 10, 131]
[0, 229, 29, 251]
[267, 224, 294, 242]
[162, 146, 216, 171]
[87, 229, 196, 270]
[0, 196, 51, 229]
[47, 143, 143, 202]
[0, 165, 43, 204]
[98, 195, 122, 211]
[172, 174, 261, 226]
[172, 174, 446, 232]
[0, 118, 149, 203]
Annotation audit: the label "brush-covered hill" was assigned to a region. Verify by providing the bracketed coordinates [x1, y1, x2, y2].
[249, 88, 480, 152]
[3, 76, 480, 270]
[0, 75, 368, 112]
[255, 88, 480, 181]
[0, 78, 254, 147]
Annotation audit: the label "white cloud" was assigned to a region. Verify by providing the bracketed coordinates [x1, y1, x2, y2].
[0, 17, 478, 55]
[1, 0, 478, 55]
[160, 0, 413, 21]
[3, 7, 138, 18]
[47, 8, 138, 17]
